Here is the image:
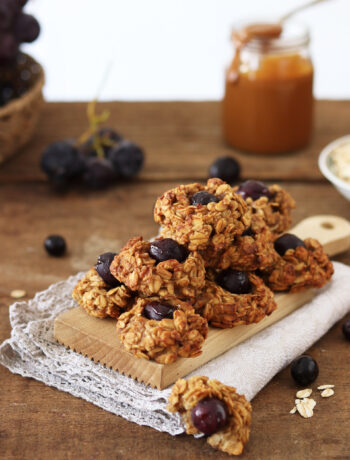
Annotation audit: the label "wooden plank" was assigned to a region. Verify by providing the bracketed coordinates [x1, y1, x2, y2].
[1, 100, 350, 184]
[54, 215, 350, 389]
[54, 290, 314, 389]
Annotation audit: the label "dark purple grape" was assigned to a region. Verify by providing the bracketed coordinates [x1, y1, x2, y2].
[17, 0, 29, 7]
[342, 319, 350, 341]
[79, 128, 122, 157]
[216, 269, 251, 294]
[237, 180, 271, 201]
[274, 234, 306, 256]
[41, 140, 85, 186]
[149, 238, 188, 264]
[143, 301, 175, 321]
[95, 252, 120, 287]
[209, 156, 241, 183]
[0, 33, 18, 60]
[191, 398, 228, 435]
[108, 140, 144, 178]
[82, 157, 116, 190]
[190, 191, 219, 206]
[44, 235, 66, 257]
[0, 82, 15, 106]
[291, 355, 319, 386]
[0, 0, 19, 31]
[14, 13, 40, 43]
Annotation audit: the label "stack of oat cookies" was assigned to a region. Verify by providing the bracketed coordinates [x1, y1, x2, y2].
[72, 178, 334, 455]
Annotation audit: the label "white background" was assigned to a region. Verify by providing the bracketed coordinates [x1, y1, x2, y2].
[24, 0, 350, 101]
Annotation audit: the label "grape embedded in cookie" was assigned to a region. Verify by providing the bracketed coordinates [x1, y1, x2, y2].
[194, 273, 277, 328]
[116, 297, 208, 364]
[167, 376, 252, 456]
[72, 267, 133, 319]
[263, 236, 334, 292]
[233, 181, 296, 236]
[154, 178, 250, 252]
[110, 236, 205, 300]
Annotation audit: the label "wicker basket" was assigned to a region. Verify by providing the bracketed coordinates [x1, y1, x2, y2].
[0, 53, 45, 165]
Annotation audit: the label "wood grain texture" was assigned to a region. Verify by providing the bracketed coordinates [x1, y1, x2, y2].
[54, 214, 350, 389]
[0, 100, 350, 184]
[1, 101, 350, 460]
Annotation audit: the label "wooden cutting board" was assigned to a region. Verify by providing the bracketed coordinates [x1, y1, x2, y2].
[54, 215, 350, 389]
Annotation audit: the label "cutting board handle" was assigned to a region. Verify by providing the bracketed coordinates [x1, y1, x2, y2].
[292, 215, 350, 257]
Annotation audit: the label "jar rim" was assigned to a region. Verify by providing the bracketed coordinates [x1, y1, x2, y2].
[232, 19, 310, 52]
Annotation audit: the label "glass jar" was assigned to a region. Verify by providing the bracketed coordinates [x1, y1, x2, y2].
[223, 21, 314, 154]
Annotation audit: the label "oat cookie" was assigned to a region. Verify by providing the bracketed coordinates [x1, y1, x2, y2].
[264, 238, 334, 292]
[233, 183, 296, 235]
[201, 214, 278, 271]
[194, 274, 277, 328]
[72, 268, 133, 319]
[110, 236, 205, 300]
[116, 297, 208, 364]
[154, 178, 250, 251]
[167, 376, 252, 456]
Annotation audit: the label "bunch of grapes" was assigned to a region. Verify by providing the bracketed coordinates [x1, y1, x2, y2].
[0, 0, 40, 107]
[0, 0, 40, 63]
[41, 101, 145, 191]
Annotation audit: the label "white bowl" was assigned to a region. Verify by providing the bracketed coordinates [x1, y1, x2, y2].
[318, 134, 350, 201]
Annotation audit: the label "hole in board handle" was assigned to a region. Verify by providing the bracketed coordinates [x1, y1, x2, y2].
[321, 222, 334, 230]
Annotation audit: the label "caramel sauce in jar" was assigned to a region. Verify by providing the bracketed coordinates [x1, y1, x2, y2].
[223, 21, 314, 154]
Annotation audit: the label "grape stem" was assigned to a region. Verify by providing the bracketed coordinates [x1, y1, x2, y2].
[77, 99, 112, 158]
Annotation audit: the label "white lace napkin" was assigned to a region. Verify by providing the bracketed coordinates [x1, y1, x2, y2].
[1, 261, 350, 435]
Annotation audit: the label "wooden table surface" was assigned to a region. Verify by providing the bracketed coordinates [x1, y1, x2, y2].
[1, 101, 350, 460]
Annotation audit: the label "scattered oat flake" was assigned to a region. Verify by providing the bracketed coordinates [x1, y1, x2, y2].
[297, 399, 314, 418]
[321, 388, 334, 398]
[307, 398, 317, 410]
[296, 389, 312, 398]
[290, 406, 297, 414]
[10, 289, 26, 299]
[317, 384, 335, 390]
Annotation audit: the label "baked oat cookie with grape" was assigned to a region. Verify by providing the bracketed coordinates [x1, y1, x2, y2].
[116, 296, 208, 364]
[194, 270, 277, 328]
[167, 376, 252, 456]
[201, 214, 278, 271]
[110, 236, 205, 300]
[154, 178, 250, 252]
[264, 234, 334, 292]
[233, 180, 296, 236]
[72, 253, 134, 319]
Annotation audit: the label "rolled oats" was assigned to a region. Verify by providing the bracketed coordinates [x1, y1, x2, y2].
[200, 214, 278, 272]
[232, 183, 296, 236]
[110, 236, 205, 300]
[263, 238, 334, 293]
[72, 268, 134, 319]
[194, 274, 277, 328]
[154, 178, 251, 252]
[317, 384, 335, 390]
[116, 297, 208, 364]
[296, 389, 312, 398]
[167, 376, 251, 456]
[320, 388, 334, 398]
[10, 289, 26, 299]
[296, 398, 316, 418]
